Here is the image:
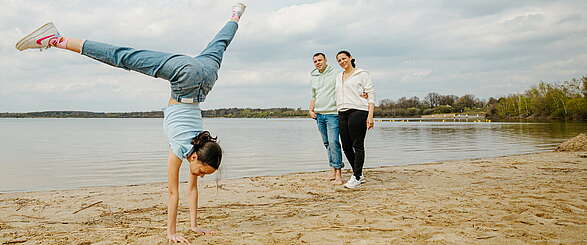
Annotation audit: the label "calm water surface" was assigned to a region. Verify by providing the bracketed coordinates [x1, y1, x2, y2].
[0, 118, 585, 192]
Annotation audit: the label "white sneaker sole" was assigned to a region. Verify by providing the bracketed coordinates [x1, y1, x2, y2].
[15, 22, 57, 51]
[344, 183, 361, 189]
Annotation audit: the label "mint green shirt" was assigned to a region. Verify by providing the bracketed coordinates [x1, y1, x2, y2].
[310, 65, 338, 114]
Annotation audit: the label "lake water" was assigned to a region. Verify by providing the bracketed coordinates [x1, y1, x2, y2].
[0, 118, 585, 192]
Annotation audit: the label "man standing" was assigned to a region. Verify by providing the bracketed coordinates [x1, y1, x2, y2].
[309, 53, 344, 184]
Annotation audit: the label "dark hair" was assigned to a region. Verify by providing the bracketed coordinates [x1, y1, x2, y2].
[186, 131, 222, 169]
[313, 52, 326, 59]
[336, 50, 356, 68]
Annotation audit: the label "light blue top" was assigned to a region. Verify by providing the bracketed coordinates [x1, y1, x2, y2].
[163, 103, 203, 159]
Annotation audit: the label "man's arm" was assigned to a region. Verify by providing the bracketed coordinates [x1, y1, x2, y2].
[309, 99, 317, 119]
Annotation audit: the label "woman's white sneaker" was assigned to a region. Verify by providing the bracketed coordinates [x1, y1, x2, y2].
[344, 176, 361, 189]
[16, 22, 61, 51]
[359, 175, 366, 183]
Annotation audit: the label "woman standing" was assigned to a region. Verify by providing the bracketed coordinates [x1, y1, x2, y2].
[16, 3, 246, 243]
[335, 50, 375, 189]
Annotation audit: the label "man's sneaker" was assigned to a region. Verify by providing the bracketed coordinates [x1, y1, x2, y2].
[344, 176, 361, 189]
[16, 22, 61, 51]
[231, 3, 246, 20]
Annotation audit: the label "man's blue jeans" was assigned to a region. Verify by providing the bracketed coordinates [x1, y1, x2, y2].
[316, 114, 343, 169]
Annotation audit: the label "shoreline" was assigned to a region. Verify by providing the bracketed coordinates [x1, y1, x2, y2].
[1, 151, 586, 244]
[0, 150, 552, 194]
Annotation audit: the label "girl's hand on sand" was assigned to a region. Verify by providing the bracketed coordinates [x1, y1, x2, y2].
[191, 227, 216, 235]
[167, 233, 189, 243]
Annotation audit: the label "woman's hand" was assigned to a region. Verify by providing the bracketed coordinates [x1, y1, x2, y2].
[361, 92, 368, 99]
[367, 117, 374, 129]
[367, 103, 375, 130]
[191, 226, 217, 235]
[309, 110, 317, 119]
[167, 233, 190, 243]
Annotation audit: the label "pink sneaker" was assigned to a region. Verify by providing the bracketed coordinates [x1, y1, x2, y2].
[231, 3, 246, 21]
[16, 22, 61, 51]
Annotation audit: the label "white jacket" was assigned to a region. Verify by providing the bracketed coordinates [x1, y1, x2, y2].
[335, 68, 376, 111]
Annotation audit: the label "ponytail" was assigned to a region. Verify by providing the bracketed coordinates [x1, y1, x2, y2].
[187, 131, 222, 169]
[190, 131, 216, 148]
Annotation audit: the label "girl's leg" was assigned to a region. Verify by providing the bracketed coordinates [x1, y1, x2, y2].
[52, 37, 177, 78]
[18, 23, 181, 80]
[195, 21, 239, 69]
[80, 40, 177, 78]
[195, 3, 245, 68]
[188, 7, 243, 103]
[52, 37, 84, 53]
[47, 35, 176, 78]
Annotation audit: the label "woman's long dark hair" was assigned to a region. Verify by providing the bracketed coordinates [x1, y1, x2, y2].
[336, 50, 356, 68]
[186, 131, 222, 169]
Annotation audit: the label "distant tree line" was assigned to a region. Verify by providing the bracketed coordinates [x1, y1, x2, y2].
[202, 107, 307, 118]
[0, 111, 163, 118]
[1, 77, 585, 121]
[377, 93, 485, 117]
[376, 76, 587, 121]
[486, 77, 587, 120]
[0, 108, 308, 118]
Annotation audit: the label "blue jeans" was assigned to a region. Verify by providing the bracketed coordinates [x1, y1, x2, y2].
[316, 113, 343, 169]
[81, 21, 238, 103]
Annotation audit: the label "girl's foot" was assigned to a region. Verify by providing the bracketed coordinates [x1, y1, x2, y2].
[231, 3, 246, 22]
[16, 22, 61, 51]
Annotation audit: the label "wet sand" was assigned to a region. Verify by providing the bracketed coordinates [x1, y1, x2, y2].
[1, 151, 586, 244]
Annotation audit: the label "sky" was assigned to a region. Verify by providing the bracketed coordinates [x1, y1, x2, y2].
[1, 0, 586, 112]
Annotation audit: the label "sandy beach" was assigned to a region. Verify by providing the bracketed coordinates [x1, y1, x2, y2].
[1, 150, 586, 244]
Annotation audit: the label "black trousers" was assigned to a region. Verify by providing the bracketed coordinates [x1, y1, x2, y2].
[338, 109, 368, 180]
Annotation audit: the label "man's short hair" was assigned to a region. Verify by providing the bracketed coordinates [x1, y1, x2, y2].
[313, 52, 326, 59]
